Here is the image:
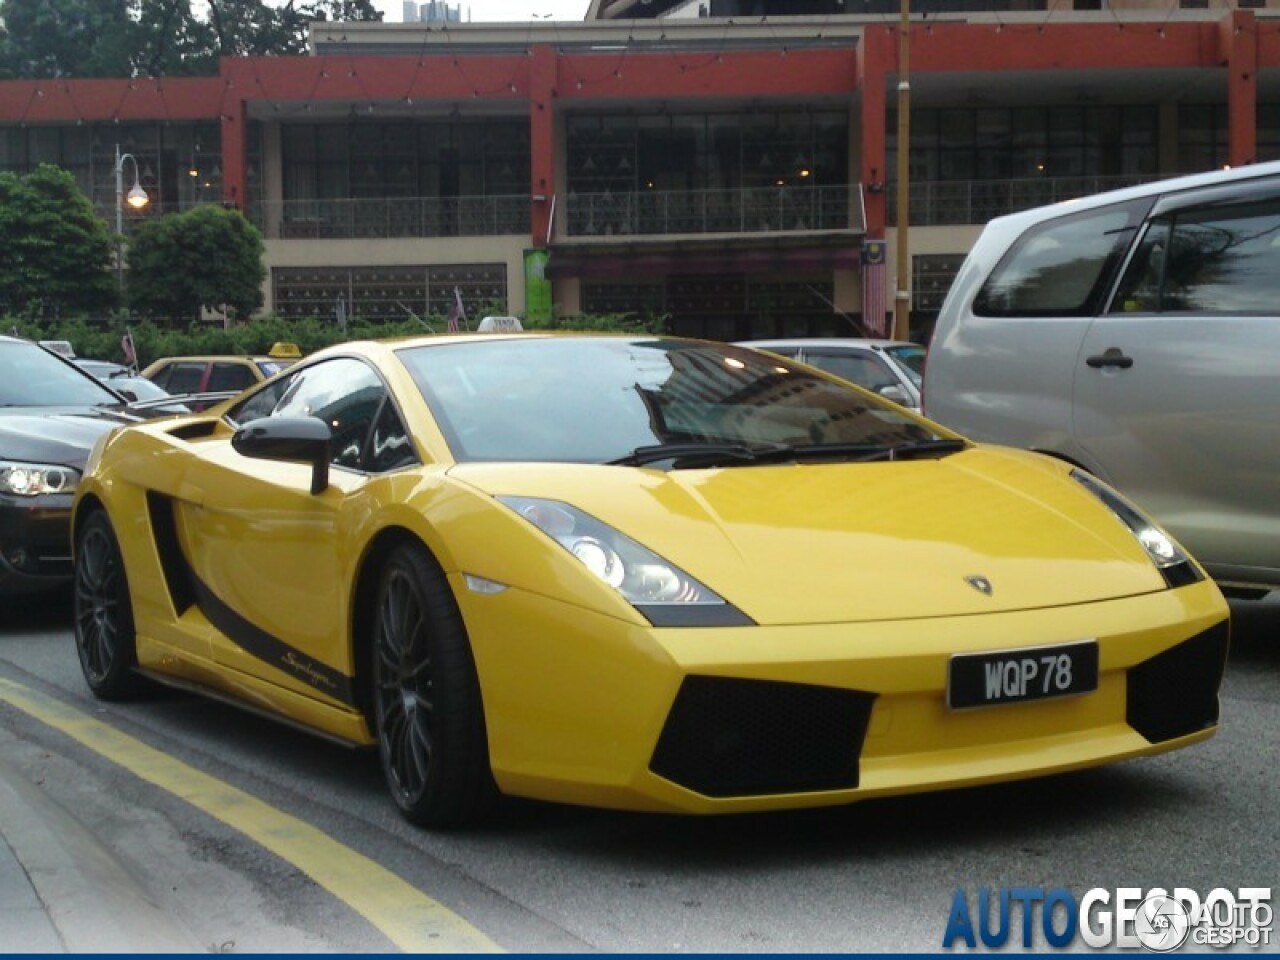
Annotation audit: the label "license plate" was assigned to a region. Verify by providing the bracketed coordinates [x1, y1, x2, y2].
[948, 640, 1099, 710]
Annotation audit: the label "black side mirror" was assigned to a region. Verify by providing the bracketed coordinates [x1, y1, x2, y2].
[232, 415, 332, 495]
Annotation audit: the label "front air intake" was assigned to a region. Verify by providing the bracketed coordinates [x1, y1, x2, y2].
[650, 676, 875, 797]
[1127, 622, 1229, 744]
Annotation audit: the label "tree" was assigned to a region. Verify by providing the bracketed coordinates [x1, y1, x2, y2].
[0, 165, 117, 318]
[0, 0, 134, 79]
[0, 0, 382, 79]
[127, 205, 266, 324]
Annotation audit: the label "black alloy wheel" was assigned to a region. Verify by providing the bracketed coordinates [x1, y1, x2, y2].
[372, 543, 495, 827]
[74, 510, 145, 700]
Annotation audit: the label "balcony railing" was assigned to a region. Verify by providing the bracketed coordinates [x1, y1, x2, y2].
[257, 195, 531, 240]
[565, 185, 861, 238]
[887, 174, 1163, 226]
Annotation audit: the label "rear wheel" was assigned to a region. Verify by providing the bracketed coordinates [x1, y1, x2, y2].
[372, 543, 495, 827]
[73, 510, 145, 700]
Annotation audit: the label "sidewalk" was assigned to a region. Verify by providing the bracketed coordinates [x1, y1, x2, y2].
[0, 756, 204, 954]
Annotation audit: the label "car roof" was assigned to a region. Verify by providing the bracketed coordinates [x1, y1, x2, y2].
[984, 158, 1280, 234]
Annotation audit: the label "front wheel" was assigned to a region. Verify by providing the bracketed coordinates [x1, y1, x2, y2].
[372, 543, 496, 827]
[73, 510, 145, 700]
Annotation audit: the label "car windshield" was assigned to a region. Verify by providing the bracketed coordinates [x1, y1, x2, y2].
[884, 344, 927, 387]
[0, 340, 122, 408]
[399, 337, 946, 465]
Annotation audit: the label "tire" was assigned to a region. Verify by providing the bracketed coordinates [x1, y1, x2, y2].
[73, 510, 145, 701]
[372, 543, 496, 827]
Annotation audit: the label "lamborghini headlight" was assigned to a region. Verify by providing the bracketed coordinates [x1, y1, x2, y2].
[499, 496, 753, 626]
[0, 460, 79, 497]
[1071, 469, 1203, 587]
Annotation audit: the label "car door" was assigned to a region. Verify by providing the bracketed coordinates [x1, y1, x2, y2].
[1073, 189, 1280, 580]
[172, 357, 393, 706]
[927, 199, 1149, 453]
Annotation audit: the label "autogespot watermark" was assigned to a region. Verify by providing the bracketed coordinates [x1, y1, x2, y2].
[942, 886, 1273, 951]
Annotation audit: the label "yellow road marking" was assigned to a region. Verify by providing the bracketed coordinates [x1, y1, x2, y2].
[0, 676, 501, 954]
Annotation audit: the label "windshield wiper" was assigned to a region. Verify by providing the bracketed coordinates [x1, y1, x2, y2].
[849, 438, 969, 461]
[607, 438, 967, 468]
[606, 442, 792, 468]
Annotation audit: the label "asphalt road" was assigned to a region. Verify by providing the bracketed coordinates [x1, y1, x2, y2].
[1, 588, 1276, 953]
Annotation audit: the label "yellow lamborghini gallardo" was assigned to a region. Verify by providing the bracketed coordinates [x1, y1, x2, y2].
[72, 334, 1228, 827]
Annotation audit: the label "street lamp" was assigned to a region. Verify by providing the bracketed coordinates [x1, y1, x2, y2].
[114, 144, 150, 290]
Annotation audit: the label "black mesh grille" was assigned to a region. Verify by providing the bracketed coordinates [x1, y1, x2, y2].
[649, 676, 875, 797]
[1127, 621, 1229, 744]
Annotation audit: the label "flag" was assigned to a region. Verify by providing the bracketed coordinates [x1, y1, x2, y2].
[862, 240, 889, 337]
[446, 287, 466, 333]
[121, 327, 137, 371]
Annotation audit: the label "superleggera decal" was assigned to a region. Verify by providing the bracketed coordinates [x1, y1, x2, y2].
[191, 576, 355, 706]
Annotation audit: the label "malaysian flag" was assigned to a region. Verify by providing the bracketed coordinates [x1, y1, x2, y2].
[862, 240, 889, 336]
[446, 287, 466, 333]
[121, 326, 138, 372]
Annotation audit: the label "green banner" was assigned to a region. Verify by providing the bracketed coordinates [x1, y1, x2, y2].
[524, 248, 552, 324]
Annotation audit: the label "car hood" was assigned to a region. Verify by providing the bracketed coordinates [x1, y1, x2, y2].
[449, 446, 1170, 625]
[0, 408, 129, 469]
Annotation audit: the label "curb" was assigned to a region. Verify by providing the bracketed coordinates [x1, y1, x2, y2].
[0, 756, 205, 954]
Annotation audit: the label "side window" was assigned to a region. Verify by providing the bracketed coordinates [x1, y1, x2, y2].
[367, 400, 417, 473]
[973, 200, 1148, 317]
[208, 362, 258, 393]
[1111, 221, 1171, 313]
[1112, 198, 1280, 315]
[1161, 198, 1280, 313]
[155, 362, 206, 395]
[270, 358, 386, 471]
[805, 352, 894, 392]
[229, 374, 292, 424]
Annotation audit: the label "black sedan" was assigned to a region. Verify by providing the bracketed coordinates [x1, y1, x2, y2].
[0, 335, 138, 596]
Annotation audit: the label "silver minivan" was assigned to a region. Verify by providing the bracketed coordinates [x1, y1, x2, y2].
[925, 161, 1280, 595]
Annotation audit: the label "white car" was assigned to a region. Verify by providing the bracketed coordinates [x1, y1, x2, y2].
[737, 338, 926, 410]
[925, 160, 1280, 597]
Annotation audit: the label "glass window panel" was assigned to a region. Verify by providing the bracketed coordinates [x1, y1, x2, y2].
[974, 200, 1147, 316]
[976, 108, 1011, 148]
[1012, 108, 1047, 147]
[940, 110, 975, 147]
[1161, 200, 1280, 313]
[317, 125, 349, 162]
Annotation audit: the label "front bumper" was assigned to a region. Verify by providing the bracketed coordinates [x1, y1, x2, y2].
[457, 578, 1228, 814]
[0, 492, 75, 595]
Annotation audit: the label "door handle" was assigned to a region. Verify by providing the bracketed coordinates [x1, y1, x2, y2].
[1086, 349, 1134, 370]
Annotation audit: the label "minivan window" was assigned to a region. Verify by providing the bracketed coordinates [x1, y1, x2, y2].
[973, 200, 1148, 317]
[1111, 198, 1280, 315]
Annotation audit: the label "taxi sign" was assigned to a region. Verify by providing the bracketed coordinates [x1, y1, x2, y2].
[476, 316, 524, 333]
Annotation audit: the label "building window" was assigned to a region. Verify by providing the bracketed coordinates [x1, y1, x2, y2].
[889, 104, 1156, 186]
[1179, 103, 1228, 173]
[271, 263, 506, 324]
[280, 119, 528, 205]
[912, 255, 967, 315]
[566, 110, 847, 236]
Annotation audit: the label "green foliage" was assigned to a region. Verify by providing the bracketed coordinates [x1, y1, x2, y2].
[0, 0, 382, 79]
[5, 312, 671, 370]
[0, 165, 117, 318]
[0, 0, 133, 79]
[522, 311, 670, 334]
[127, 205, 267, 324]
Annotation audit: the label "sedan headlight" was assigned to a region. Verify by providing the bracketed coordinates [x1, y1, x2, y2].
[0, 460, 79, 496]
[1071, 470, 1203, 588]
[499, 496, 754, 627]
